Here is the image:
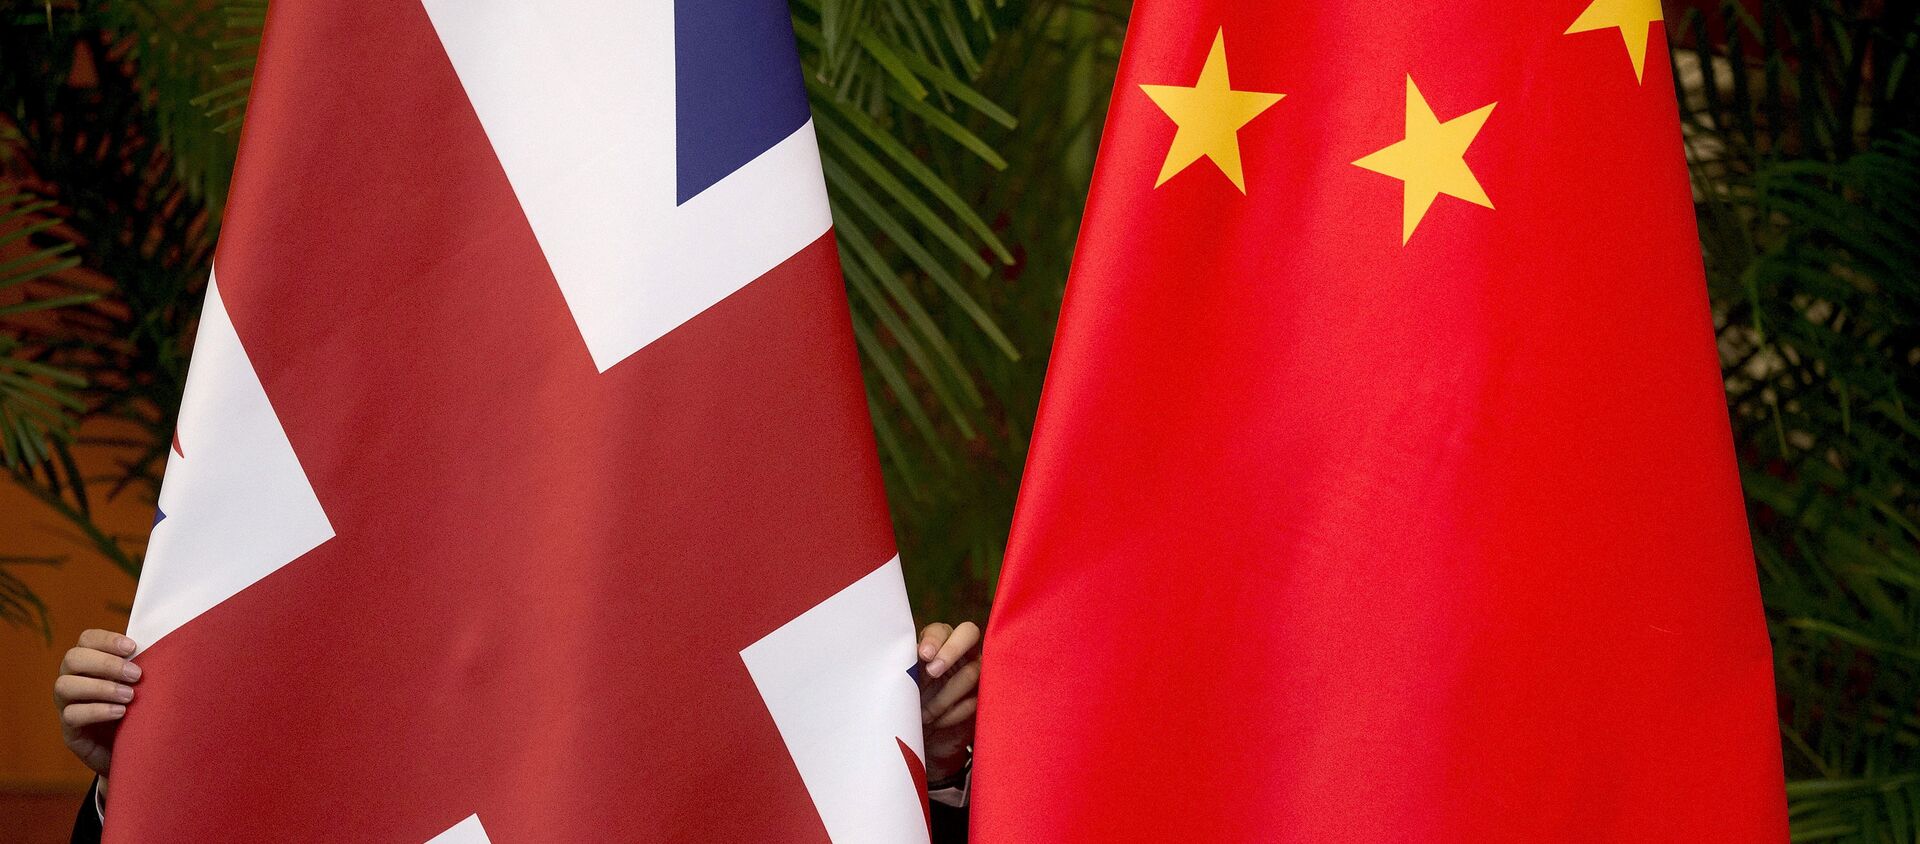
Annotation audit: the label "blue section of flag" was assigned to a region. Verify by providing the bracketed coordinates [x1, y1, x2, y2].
[153, 507, 166, 527]
[908, 662, 922, 683]
[674, 0, 812, 205]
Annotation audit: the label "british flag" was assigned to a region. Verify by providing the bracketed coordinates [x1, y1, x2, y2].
[113, 2, 927, 841]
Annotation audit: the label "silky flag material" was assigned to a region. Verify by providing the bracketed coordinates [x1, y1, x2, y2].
[973, 2, 1786, 841]
[110, 2, 928, 842]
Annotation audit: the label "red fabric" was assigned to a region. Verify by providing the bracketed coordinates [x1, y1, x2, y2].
[102, 2, 891, 841]
[898, 737, 933, 833]
[972, 2, 1786, 841]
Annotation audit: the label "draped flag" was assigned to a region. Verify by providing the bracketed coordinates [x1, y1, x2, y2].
[973, 2, 1786, 841]
[109, 2, 928, 841]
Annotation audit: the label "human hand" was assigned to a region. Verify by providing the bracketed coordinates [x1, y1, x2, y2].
[916, 621, 981, 784]
[54, 629, 139, 782]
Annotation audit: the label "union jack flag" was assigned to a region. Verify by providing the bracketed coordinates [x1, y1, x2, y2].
[114, 2, 926, 841]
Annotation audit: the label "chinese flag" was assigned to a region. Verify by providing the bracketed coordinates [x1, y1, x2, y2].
[972, 2, 1786, 841]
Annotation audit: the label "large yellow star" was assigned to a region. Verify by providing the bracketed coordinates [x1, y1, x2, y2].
[1352, 76, 1496, 245]
[1565, 0, 1665, 83]
[1139, 28, 1284, 192]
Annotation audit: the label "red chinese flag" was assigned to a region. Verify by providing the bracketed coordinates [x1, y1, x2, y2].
[972, 2, 1786, 841]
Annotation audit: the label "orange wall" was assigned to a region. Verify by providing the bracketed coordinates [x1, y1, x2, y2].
[0, 424, 150, 794]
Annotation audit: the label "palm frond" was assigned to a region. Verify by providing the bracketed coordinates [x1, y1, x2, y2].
[793, 0, 1021, 461]
[0, 7, 211, 584]
[37, 0, 262, 211]
[0, 188, 90, 471]
[0, 555, 58, 644]
[1675, 1, 1920, 837]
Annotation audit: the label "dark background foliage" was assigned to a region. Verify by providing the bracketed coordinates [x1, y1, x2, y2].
[2, 1, 1914, 838]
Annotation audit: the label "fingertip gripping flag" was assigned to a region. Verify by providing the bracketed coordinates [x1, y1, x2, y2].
[110, 3, 927, 842]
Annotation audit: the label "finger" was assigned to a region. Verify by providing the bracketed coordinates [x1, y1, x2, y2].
[76, 630, 136, 657]
[54, 675, 134, 707]
[923, 660, 981, 722]
[917, 624, 952, 662]
[60, 647, 140, 683]
[61, 702, 127, 729]
[931, 696, 977, 730]
[926, 621, 980, 678]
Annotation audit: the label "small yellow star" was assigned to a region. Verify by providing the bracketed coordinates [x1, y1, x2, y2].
[1352, 76, 1496, 245]
[1139, 28, 1284, 192]
[1565, 0, 1665, 83]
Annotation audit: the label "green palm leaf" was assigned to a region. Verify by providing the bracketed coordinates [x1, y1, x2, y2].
[0, 183, 94, 644]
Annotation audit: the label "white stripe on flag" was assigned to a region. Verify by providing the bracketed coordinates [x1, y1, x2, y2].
[125, 272, 335, 652]
[419, 0, 833, 373]
[742, 555, 929, 844]
[425, 815, 491, 844]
